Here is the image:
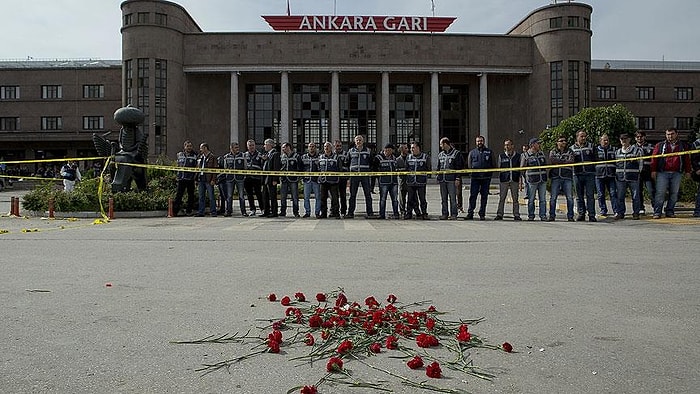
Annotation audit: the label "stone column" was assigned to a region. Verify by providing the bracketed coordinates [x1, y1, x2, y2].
[381, 71, 390, 147]
[230, 71, 239, 143]
[430, 72, 440, 169]
[331, 71, 340, 143]
[479, 73, 488, 145]
[281, 71, 290, 144]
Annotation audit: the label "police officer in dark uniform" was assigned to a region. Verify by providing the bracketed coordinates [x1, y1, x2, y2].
[318, 142, 341, 219]
[261, 138, 281, 218]
[405, 141, 431, 220]
[221, 142, 248, 216]
[173, 139, 198, 216]
[374, 143, 400, 219]
[243, 139, 264, 216]
[570, 129, 598, 222]
[595, 134, 619, 217]
[279, 142, 301, 217]
[466, 135, 495, 220]
[437, 137, 464, 220]
[334, 139, 349, 217]
[346, 135, 374, 218]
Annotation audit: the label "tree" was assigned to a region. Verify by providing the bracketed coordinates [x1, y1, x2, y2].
[539, 104, 637, 152]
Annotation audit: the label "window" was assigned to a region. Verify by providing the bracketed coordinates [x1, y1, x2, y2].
[124, 59, 133, 105]
[675, 87, 693, 101]
[83, 84, 104, 98]
[154, 59, 167, 155]
[41, 116, 63, 130]
[439, 85, 469, 152]
[292, 84, 328, 151]
[83, 116, 104, 130]
[636, 87, 655, 100]
[0, 117, 19, 131]
[549, 17, 562, 28]
[636, 117, 655, 130]
[390, 84, 423, 146]
[550, 61, 563, 127]
[567, 16, 579, 27]
[340, 84, 377, 146]
[568, 61, 579, 115]
[675, 117, 694, 130]
[1, 85, 19, 99]
[596, 86, 616, 99]
[583, 18, 590, 29]
[137, 12, 149, 23]
[123, 13, 133, 26]
[42, 85, 62, 99]
[155, 13, 168, 25]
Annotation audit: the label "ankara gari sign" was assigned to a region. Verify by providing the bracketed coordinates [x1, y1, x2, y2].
[263, 15, 456, 32]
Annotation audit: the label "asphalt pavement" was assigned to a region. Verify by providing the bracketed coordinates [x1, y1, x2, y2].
[1, 185, 699, 393]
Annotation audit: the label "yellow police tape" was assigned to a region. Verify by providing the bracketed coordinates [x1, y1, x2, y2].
[1, 150, 699, 178]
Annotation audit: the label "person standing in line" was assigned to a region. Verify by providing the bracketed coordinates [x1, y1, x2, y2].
[334, 140, 349, 217]
[614, 134, 643, 220]
[521, 138, 548, 221]
[243, 139, 264, 217]
[634, 130, 655, 215]
[548, 137, 575, 221]
[196, 142, 218, 217]
[495, 138, 522, 221]
[465, 135, 495, 220]
[60, 160, 81, 192]
[373, 143, 400, 219]
[595, 133, 619, 217]
[521, 144, 530, 198]
[691, 135, 700, 218]
[173, 139, 198, 216]
[318, 142, 341, 219]
[650, 127, 692, 219]
[279, 142, 301, 218]
[570, 129, 598, 222]
[346, 135, 374, 219]
[261, 138, 281, 218]
[404, 141, 431, 220]
[301, 142, 321, 218]
[436, 137, 464, 220]
[395, 143, 409, 217]
[221, 142, 248, 217]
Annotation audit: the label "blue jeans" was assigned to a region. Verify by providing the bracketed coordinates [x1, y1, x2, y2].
[198, 180, 216, 215]
[439, 180, 458, 217]
[303, 180, 321, 216]
[595, 177, 618, 215]
[616, 180, 641, 217]
[549, 178, 574, 219]
[225, 179, 246, 215]
[654, 171, 682, 216]
[348, 176, 374, 216]
[379, 184, 399, 218]
[280, 181, 299, 216]
[574, 173, 596, 218]
[527, 181, 547, 219]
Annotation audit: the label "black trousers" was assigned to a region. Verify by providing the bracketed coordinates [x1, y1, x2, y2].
[261, 182, 278, 215]
[244, 178, 263, 212]
[173, 179, 195, 214]
[320, 182, 340, 217]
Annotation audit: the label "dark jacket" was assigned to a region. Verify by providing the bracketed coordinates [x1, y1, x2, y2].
[497, 151, 521, 183]
[467, 146, 494, 179]
[436, 147, 464, 182]
[197, 152, 218, 183]
[262, 148, 281, 184]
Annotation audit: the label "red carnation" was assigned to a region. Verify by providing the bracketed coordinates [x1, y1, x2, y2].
[267, 338, 281, 353]
[416, 333, 439, 348]
[281, 296, 291, 306]
[369, 342, 382, 353]
[308, 314, 323, 328]
[305, 333, 315, 346]
[385, 335, 399, 350]
[321, 330, 330, 340]
[456, 330, 471, 343]
[502, 342, 513, 353]
[426, 361, 442, 378]
[300, 385, 318, 394]
[295, 292, 306, 302]
[267, 293, 277, 302]
[427, 305, 436, 312]
[316, 293, 327, 302]
[268, 329, 283, 343]
[335, 293, 348, 307]
[425, 318, 436, 331]
[365, 296, 380, 308]
[386, 294, 397, 304]
[407, 355, 424, 369]
[326, 357, 344, 372]
[337, 340, 353, 354]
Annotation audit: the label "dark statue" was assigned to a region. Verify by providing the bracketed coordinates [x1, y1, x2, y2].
[92, 105, 149, 192]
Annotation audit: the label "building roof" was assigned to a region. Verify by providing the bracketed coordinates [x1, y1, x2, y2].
[0, 59, 121, 69]
[592, 59, 700, 71]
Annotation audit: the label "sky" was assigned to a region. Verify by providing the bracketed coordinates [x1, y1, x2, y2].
[0, 0, 697, 62]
